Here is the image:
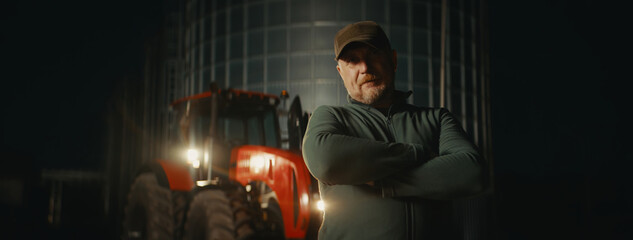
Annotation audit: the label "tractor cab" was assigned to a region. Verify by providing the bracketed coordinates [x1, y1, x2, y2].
[168, 88, 282, 184]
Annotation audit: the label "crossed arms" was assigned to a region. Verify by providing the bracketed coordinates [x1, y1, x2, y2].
[302, 106, 486, 200]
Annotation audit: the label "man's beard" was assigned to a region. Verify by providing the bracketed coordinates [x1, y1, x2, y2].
[357, 75, 393, 106]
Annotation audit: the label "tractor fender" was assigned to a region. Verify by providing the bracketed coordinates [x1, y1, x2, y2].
[137, 160, 194, 191]
[230, 145, 313, 239]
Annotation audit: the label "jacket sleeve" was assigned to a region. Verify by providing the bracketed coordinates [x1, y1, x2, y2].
[380, 108, 487, 200]
[302, 106, 432, 185]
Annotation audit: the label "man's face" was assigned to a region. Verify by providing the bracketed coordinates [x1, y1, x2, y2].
[337, 43, 397, 106]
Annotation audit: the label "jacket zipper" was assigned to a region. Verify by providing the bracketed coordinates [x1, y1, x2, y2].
[367, 105, 415, 239]
[363, 105, 397, 141]
[408, 201, 415, 240]
[385, 105, 397, 140]
[386, 104, 414, 240]
[367, 105, 415, 238]
[405, 201, 414, 240]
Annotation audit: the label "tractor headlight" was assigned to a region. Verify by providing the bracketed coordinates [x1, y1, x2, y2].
[316, 200, 325, 211]
[250, 155, 267, 173]
[186, 149, 200, 168]
[313, 193, 325, 212]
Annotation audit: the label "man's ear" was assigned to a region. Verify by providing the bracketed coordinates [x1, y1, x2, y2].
[392, 50, 398, 71]
[336, 63, 342, 75]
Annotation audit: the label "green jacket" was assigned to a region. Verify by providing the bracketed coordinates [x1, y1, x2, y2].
[302, 91, 486, 240]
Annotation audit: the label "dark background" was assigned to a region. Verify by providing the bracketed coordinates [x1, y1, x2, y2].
[1, 0, 161, 170]
[489, 0, 632, 239]
[1, 0, 631, 239]
[1, 0, 161, 238]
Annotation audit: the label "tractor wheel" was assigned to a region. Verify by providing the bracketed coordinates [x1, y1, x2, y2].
[262, 201, 285, 240]
[183, 189, 235, 240]
[172, 190, 190, 240]
[122, 173, 174, 240]
[226, 184, 257, 240]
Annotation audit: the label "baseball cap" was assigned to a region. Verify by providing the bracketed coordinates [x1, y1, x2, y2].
[333, 21, 392, 60]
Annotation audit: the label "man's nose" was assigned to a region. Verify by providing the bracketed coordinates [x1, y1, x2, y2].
[357, 58, 370, 74]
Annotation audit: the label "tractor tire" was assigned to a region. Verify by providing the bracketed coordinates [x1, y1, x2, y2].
[263, 200, 285, 240]
[183, 189, 236, 240]
[172, 190, 190, 240]
[226, 184, 257, 240]
[123, 173, 174, 240]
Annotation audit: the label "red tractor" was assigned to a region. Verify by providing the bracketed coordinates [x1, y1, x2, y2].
[121, 86, 320, 240]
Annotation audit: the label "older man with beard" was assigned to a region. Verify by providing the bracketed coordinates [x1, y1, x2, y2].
[302, 21, 487, 240]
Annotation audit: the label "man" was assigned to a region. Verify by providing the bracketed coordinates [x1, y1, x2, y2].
[302, 21, 487, 240]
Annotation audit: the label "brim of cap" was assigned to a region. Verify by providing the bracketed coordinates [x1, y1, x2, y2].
[335, 36, 380, 60]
